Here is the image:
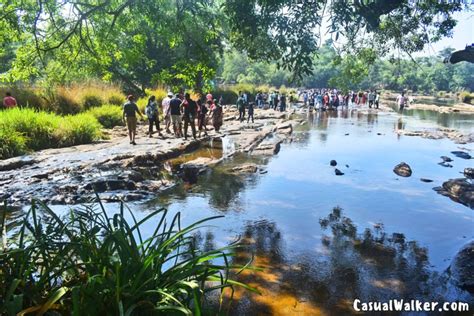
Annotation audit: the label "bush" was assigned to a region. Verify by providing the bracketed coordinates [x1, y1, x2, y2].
[0, 108, 102, 159]
[51, 88, 83, 114]
[107, 94, 125, 105]
[0, 200, 255, 315]
[0, 128, 28, 159]
[459, 91, 474, 104]
[0, 86, 46, 110]
[55, 113, 103, 147]
[82, 94, 103, 109]
[87, 104, 124, 128]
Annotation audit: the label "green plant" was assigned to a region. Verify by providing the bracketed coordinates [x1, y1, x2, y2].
[86, 104, 124, 128]
[108, 94, 125, 106]
[0, 199, 256, 315]
[0, 128, 28, 159]
[81, 94, 104, 109]
[0, 108, 103, 158]
[212, 88, 238, 105]
[55, 113, 103, 146]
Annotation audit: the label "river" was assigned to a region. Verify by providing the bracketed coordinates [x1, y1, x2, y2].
[17, 107, 474, 314]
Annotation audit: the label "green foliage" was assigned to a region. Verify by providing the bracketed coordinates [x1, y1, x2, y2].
[86, 105, 124, 129]
[55, 113, 103, 147]
[0, 128, 28, 159]
[212, 88, 238, 105]
[82, 94, 103, 109]
[0, 108, 102, 159]
[459, 91, 474, 104]
[0, 199, 255, 315]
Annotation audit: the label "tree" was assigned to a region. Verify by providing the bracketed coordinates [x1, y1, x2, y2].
[223, 0, 466, 80]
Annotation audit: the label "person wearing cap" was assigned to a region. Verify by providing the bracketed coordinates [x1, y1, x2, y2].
[162, 91, 173, 133]
[122, 95, 143, 145]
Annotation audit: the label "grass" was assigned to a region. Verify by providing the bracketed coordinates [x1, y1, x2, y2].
[1, 82, 125, 115]
[0, 199, 255, 315]
[86, 104, 124, 129]
[0, 108, 102, 159]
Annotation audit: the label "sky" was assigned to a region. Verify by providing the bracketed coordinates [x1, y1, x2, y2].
[415, 10, 474, 56]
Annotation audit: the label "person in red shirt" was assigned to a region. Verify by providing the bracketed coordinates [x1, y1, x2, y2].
[3, 92, 17, 109]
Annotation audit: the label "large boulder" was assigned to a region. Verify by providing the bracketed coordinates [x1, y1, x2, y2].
[393, 162, 412, 177]
[449, 241, 474, 293]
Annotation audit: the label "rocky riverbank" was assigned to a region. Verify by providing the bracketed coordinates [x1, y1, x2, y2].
[0, 107, 298, 206]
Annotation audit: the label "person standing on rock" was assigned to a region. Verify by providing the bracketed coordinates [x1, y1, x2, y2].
[279, 94, 287, 112]
[3, 92, 17, 109]
[247, 101, 255, 123]
[237, 93, 246, 122]
[162, 92, 173, 133]
[145, 95, 162, 137]
[182, 93, 197, 140]
[169, 93, 183, 138]
[122, 95, 143, 145]
[211, 99, 223, 132]
[198, 100, 210, 137]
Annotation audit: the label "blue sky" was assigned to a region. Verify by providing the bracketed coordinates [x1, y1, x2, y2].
[416, 11, 474, 56]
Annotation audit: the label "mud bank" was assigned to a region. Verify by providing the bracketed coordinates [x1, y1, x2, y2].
[0, 108, 297, 206]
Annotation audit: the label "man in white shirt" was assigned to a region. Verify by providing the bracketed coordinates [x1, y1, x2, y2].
[162, 92, 173, 133]
[396, 92, 407, 112]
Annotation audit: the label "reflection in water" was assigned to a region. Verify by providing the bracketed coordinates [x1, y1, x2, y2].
[222, 207, 473, 315]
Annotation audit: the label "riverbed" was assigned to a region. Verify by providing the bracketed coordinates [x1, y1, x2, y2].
[5, 106, 474, 314]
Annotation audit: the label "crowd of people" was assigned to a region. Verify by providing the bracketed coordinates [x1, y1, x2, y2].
[299, 89, 381, 110]
[122, 92, 224, 145]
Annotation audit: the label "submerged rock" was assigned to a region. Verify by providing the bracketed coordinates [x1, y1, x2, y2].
[451, 151, 472, 160]
[438, 162, 453, 168]
[434, 178, 474, 208]
[230, 163, 258, 174]
[393, 162, 412, 177]
[440, 156, 453, 162]
[335, 168, 344, 176]
[330, 160, 337, 167]
[449, 241, 474, 293]
[420, 178, 433, 183]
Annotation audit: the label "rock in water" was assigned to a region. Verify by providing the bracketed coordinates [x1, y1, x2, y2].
[451, 151, 472, 160]
[434, 178, 474, 208]
[464, 168, 474, 179]
[440, 156, 453, 162]
[438, 162, 453, 168]
[335, 168, 344, 176]
[420, 178, 433, 183]
[231, 163, 258, 174]
[330, 160, 337, 167]
[393, 162, 412, 177]
[449, 241, 474, 294]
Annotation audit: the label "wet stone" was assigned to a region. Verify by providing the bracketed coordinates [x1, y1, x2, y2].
[441, 156, 453, 162]
[393, 162, 412, 177]
[420, 178, 434, 183]
[451, 151, 472, 160]
[464, 168, 474, 179]
[335, 169, 344, 176]
[449, 241, 474, 294]
[330, 160, 337, 167]
[438, 162, 453, 168]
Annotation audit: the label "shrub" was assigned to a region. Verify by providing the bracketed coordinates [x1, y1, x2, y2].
[81, 94, 104, 109]
[459, 91, 474, 104]
[87, 104, 124, 128]
[0, 86, 46, 110]
[0, 108, 60, 150]
[0, 200, 255, 315]
[107, 94, 125, 105]
[0, 108, 102, 158]
[0, 128, 28, 159]
[51, 88, 83, 114]
[55, 113, 102, 147]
